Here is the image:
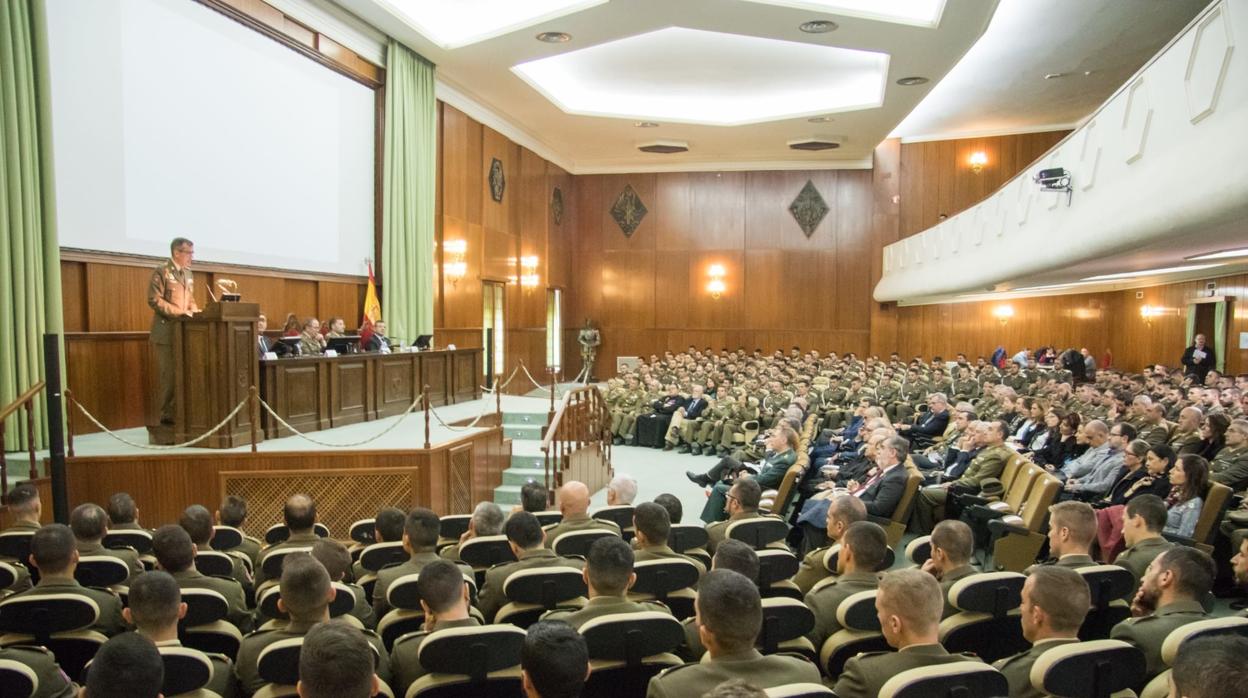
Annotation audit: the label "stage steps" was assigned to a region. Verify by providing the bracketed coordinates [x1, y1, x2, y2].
[494, 411, 549, 506]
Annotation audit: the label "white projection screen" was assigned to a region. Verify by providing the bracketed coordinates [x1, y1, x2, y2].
[44, 0, 376, 276]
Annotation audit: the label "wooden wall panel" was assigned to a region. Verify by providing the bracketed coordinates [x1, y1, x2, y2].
[61, 261, 87, 332]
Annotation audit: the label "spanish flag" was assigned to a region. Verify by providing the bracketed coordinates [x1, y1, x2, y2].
[360, 262, 381, 346]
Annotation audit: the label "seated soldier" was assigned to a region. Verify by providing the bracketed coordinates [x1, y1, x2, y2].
[373, 508, 472, 618]
[70, 503, 143, 585]
[311, 539, 374, 629]
[439, 502, 504, 563]
[523, 620, 590, 698]
[1170, 635, 1248, 698]
[389, 559, 479, 696]
[298, 621, 380, 698]
[834, 569, 982, 698]
[351, 507, 405, 580]
[0, 483, 40, 593]
[1111, 546, 1214, 684]
[922, 520, 980, 619]
[545, 536, 668, 628]
[705, 479, 766, 555]
[633, 502, 706, 576]
[680, 540, 759, 661]
[647, 570, 821, 696]
[86, 632, 164, 698]
[653, 493, 683, 524]
[804, 521, 888, 650]
[255, 494, 321, 587]
[543, 481, 621, 547]
[992, 567, 1089, 698]
[216, 495, 262, 567]
[0, 644, 77, 698]
[152, 524, 251, 633]
[606, 474, 639, 506]
[127, 570, 237, 698]
[106, 492, 144, 531]
[180, 504, 253, 595]
[792, 494, 867, 593]
[235, 554, 390, 695]
[910, 419, 1012, 533]
[9, 523, 124, 636]
[517, 481, 549, 515]
[1113, 495, 1174, 597]
[478, 512, 584, 622]
[1025, 501, 1099, 573]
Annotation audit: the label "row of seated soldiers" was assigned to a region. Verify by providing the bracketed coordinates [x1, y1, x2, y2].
[604, 346, 1248, 457]
[5, 472, 1248, 698]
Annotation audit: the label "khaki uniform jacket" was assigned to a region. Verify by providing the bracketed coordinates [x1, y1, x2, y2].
[834, 643, 981, 698]
[152, 637, 237, 698]
[478, 548, 584, 622]
[951, 444, 1013, 491]
[1024, 553, 1099, 576]
[389, 616, 479, 696]
[1137, 422, 1172, 450]
[1111, 599, 1208, 680]
[543, 513, 621, 549]
[221, 534, 262, 569]
[706, 510, 762, 555]
[172, 567, 252, 633]
[938, 564, 980, 619]
[1210, 444, 1248, 489]
[1168, 429, 1203, 456]
[1, 520, 40, 593]
[203, 542, 255, 592]
[793, 545, 834, 595]
[1114, 537, 1174, 597]
[992, 637, 1081, 698]
[76, 539, 143, 586]
[10, 574, 125, 636]
[646, 647, 820, 698]
[345, 581, 375, 629]
[633, 544, 707, 578]
[148, 259, 198, 345]
[0, 645, 77, 698]
[372, 548, 474, 618]
[254, 532, 322, 586]
[804, 570, 880, 649]
[236, 618, 390, 695]
[543, 595, 670, 630]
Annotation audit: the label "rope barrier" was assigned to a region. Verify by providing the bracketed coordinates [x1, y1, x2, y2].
[481, 365, 521, 394]
[256, 392, 425, 448]
[428, 397, 497, 432]
[519, 363, 554, 394]
[70, 397, 250, 450]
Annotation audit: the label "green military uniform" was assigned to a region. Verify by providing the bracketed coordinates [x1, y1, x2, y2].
[0, 520, 39, 594]
[220, 532, 262, 569]
[235, 618, 390, 695]
[543, 595, 670, 630]
[803, 570, 880, 650]
[1023, 554, 1099, 575]
[253, 531, 322, 587]
[951, 377, 981, 403]
[611, 388, 646, 441]
[911, 444, 1012, 533]
[172, 567, 252, 633]
[719, 400, 759, 454]
[152, 638, 237, 698]
[1110, 599, 1208, 680]
[1114, 537, 1173, 598]
[344, 581, 375, 629]
[202, 542, 254, 594]
[389, 616, 480, 696]
[543, 513, 621, 550]
[372, 547, 474, 619]
[633, 544, 706, 578]
[706, 510, 761, 556]
[834, 643, 982, 698]
[1136, 422, 1171, 449]
[148, 257, 198, 423]
[696, 399, 734, 452]
[646, 648, 821, 697]
[893, 379, 929, 424]
[0, 645, 77, 698]
[820, 385, 849, 428]
[938, 564, 979, 619]
[76, 539, 143, 586]
[1168, 429, 1203, 456]
[792, 545, 834, 595]
[761, 390, 789, 428]
[992, 637, 1081, 698]
[1210, 444, 1248, 489]
[1003, 372, 1029, 394]
[8, 574, 125, 636]
[477, 547, 584, 622]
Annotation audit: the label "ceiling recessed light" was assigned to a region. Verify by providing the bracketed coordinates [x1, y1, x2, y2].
[896, 76, 928, 86]
[807, 116, 835, 123]
[634, 121, 660, 128]
[1080, 263, 1224, 282]
[536, 31, 571, 43]
[788, 137, 842, 151]
[389, 0, 606, 49]
[1187, 248, 1248, 261]
[1043, 72, 1068, 80]
[799, 20, 838, 33]
[741, 0, 946, 28]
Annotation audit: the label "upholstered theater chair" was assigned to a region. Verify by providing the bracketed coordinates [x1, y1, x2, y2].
[0, 593, 106, 680]
[350, 518, 377, 545]
[819, 590, 890, 678]
[758, 596, 816, 659]
[551, 529, 619, 558]
[1028, 639, 1145, 698]
[74, 555, 130, 591]
[180, 587, 242, 658]
[259, 547, 315, 582]
[359, 542, 409, 576]
[580, 611, 685, 697]
[986, 472, 1062, 572]
[0, 561, 22, 597]
[103, 528, 153, 554]
[764, 683, 835, 697]
[630, 558, 700, 620]
[209, 526, 244, 551]
[592, 505, 636, 541]
[668, 524, 711, 570]
[406, 625, 526, 698]
[436, 515, 471, 550]
[904, 535, 932, 566]
[939, 571, 1028, 663]
[264, 522, 330, 546]
[823, 543, 897, 573]
[157, 645, 218, 698]
[194, 550, 237, 578]
[1139, 616, 1248, 698]
[495, 567, 587, 627]
[534, 511, 563, 527]
[1076, 565, 1135, 640]
[257, 582, 359, 630]
[879, 661, 1008, 698]
[726, 516, 789, 550]
[456, 534, 516, 588]
[756, 548, 802, 599]
[0, 658, 38, 698]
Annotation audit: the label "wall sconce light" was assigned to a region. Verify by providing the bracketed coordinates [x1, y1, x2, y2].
[1139, 304, 1177, 325]
[520, 255, 540, 288]
[992, 304, 1014, 325]
[969, 151, 988, 175]
[443, 239, 467, 287]
[706, 264, 727, 300]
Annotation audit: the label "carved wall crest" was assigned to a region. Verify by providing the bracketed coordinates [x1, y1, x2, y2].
[488, 158, 505, 202]
[789, 180, 830, 237]
[610, 184, 648, 237]
[551, 186, 564, 225]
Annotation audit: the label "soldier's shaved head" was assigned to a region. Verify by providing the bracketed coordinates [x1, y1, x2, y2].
[557, 481, 591, 516]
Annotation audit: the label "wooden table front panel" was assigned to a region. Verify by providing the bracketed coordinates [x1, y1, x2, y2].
[329, 356, 373, 428]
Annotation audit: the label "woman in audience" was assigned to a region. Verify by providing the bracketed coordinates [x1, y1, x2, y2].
[1020, 405, 1057, 455]
[1163, 453, 1209, 539]
[1011, 397, 1044, 446]
[1198, 413, 1230, 460]
[1095, 443, 1178, 560]
[281, 313, 301, 337]
[1034, 412, 1084, 467]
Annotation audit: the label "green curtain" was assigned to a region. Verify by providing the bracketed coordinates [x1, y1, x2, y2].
[1185, 304, 1196, 346]
[1214, 300, 1227, 372]
[0, 0, 62, 451]
[381, 40, 435, 343]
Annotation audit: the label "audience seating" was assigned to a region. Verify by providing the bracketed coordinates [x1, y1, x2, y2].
[350, 518, 377, 545]
[257, 583, 359, 628]
[0, 658, 38, 698]
[438, 515, 472, 547]
[756, 549, 802, 599]
[871, 469, 923, 549]
[1139, 616, 1248, 698]
[534, 512, 563, 527]
[1164, 481, 1232, 554]
[497, 567, 586, 627]
[764, 684, 835, 697]
[759, 596, 816, 658]
[0, 532, 35, 582]
[260, 547, 315, 581]
[580, 611, 684, 698]
[0, 561, 21, 596]
[1076, 565, 1134, 640]
[180, 588, 242, 658]
[263, 523, 330, 545]
[819, 590, 888, 678]
[904, 535, 931, 566]
[986, 472, 1062, 572]
[74, 556, 130, 591]
[378, 574, 425, 651]
[209, 526, 244, 551]
[103, 529, 153, 554]
[551, 529, 619, 558]
[194, 550, 237, 578]
[939, 572, 1028, 662]
[629, 559, 699, 620]
[0, 593, 107, 680]
[457, 535, 516, 571]
[760, 456, 808, 519]
[255, 637, 303, 698]
[592, 505, 636, 540]
[822, 544, 897, 573]
[359, 542, 409, 574]
[667, 524, 710, 569]
[726, 516, 789, 549]
[406, 625, 526, 697]
[879, 662, 1009, 698]
[157, 645, 217, 698]
[1029, 639, 1145, 698]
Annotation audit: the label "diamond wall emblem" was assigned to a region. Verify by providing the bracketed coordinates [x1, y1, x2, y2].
[551, 186, 564, 225]
[1185, 6, 1234, 124]
[789, 180, 829, 237]
[488, 158, 505, 202]
[610, 184, 647, 237]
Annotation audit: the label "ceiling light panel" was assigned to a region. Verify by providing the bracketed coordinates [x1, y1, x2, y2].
[1080, 264, 1224, 281]
[740, 0, 946, 28]
[1188, 248, 1248, 261]
[385, 0, 606, 49]
[512, 27, 889, 126]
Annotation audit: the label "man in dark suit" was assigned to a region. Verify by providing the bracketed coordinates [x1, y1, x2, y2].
[364, 320, 392, 353]
[897, 393, 950, 450]
[1181, 333, 1216, 384]
[850, 434, 912, 520]
[256, 313, 271, 358]
[667, 384, 710, 452]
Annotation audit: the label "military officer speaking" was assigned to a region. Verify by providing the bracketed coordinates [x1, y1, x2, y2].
[148, 237, 199, 425]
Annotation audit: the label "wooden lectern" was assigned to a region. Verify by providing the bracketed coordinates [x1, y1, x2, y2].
[148, 302, 262, 448]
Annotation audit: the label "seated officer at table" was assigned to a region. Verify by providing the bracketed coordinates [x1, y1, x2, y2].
[299, 317, 326, 356]
[364, 320, 392, 353]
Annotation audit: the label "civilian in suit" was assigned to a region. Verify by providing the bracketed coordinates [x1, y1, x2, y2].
[364, 319, 392, 353]
[897, 393, 950, 450]
[992, 567, 1089, 698]
[666, 385, 710, 452]
[848, 434, 912, 520]
[256, 314, 271, 358]
[1181, 333, 1216, 384]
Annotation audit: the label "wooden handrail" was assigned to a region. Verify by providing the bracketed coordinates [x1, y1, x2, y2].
[540, 383, 613, 496]
[1, 380, 46, 496]
[0, 381, 44, 423]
